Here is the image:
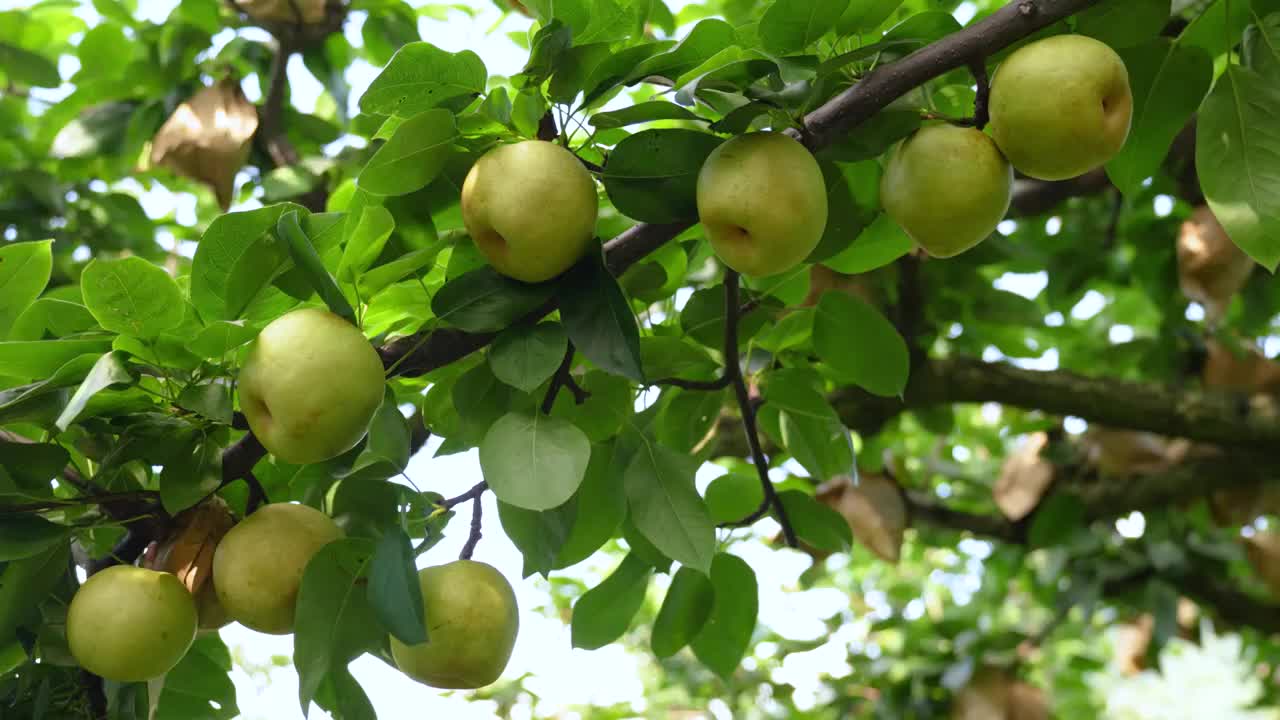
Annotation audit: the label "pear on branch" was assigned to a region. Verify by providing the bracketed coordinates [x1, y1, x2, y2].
[1177, 206, 1254, 323]
[994, 432, 1054, 522]
[819, 473, 906, 563]
[236, 0, 327, 25]
[149, 78, 258, 210]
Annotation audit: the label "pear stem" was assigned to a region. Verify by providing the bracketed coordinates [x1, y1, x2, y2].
[968, 59, 991, 130]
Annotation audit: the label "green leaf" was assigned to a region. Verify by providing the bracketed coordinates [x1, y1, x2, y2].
[176, 380, 234, 425]
[520, 19, 572, 87]
[358, 109, 458, 197]
[560, 253, 645, 381]
[368, 526, 427, 645]
[80, 257, 183, 338]
[625, 19, 738, 83]
[188, 321, 258, 360]
[623, 436, 715, 574]
[1245, 11, 1280, 80]
[9, 297, 97, 342]
[778, 409, 854, 482]
[431, 266, 555, 333]
[357, 245, 444, 298]
[763, 368, 838, 422]
[705, 473, 764, 525]
[359, 43, 486, 116]
[554, 442, 624, 568]
[451, 361, 514, 446]
[778, 489, 853, 552]
[590, 101, 706, 129]
[1027, 493, 1087, 549]
[580, 42, 673, 109]
[1180, 0, 1252, 57]
[622, 518, 673, 572]
[1077, 0, 1169, 48]
[823, 212, 913, 273]
[759, 0, 849, 54]
[655, 387, 725, 452]
[336, 206, 396, 283]
[55, 351, 133, 431]
[1107, 39, 1213, 195]
[601, 129, 723, 223]
[278, 211, 357, 322]
[676, 59, 780, 106]
[651, 566, 715, 658]
[806, 160, 880, 264]
[0, 240, 52, 340]
[497, 499, 574, 578]
[1196, 66, 1280, 271]
[488, 322, 569, 393]
[0, 42, 59, 87]
[191, 204, 300, 323]
[551, 370, 633, 443]
[153, 634, 239, 720]
[294, 538, 382, 713]
[570, 553, 651, 650]
[0, 542, 69, 652]
[0, 516, 68, 561]
[0, 442, 67, 496]
[881, 10, 961, 47]
[0, 339, 112, 382]
[836, 0, 903, 33]
[480, 411, 591, 511]
[819, 109, 920, 163]
[690, 553, 758, 678]
[813, 292, 909, 396]
[159, 441, 221, 515]
[350, 387, 410, 475]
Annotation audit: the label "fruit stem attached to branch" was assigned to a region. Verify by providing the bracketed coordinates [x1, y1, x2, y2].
[968, 59, 991, 130]
[720, 269, 798, 547]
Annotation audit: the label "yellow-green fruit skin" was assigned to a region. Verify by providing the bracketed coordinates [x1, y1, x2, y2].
[390, 560, 519, 689]
[212, 503, 344, 635]
[880, 124, 1013, 258]
[67, 566, 198, 682]
[238, 308, 385, 465]
[461, 140, 599, 283]
[988, 34, 1133, 181]
[696, 132, 828, 277]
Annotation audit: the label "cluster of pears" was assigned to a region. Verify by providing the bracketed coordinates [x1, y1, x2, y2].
[67, 503, 520, 690]
[883, 35, 1132, 258]
[460, 124, 828, 283]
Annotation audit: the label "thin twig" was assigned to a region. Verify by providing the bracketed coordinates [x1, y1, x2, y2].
[651, 375, 733, 391]
[720, 269, 798, 547]
[541, 342, 580, 414]
[441, 481, 488, 510]
[460, 495, 484, 561]
[0, 491, 160, 516]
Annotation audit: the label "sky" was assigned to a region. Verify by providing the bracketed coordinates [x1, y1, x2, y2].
[17, 0, 1280, 717]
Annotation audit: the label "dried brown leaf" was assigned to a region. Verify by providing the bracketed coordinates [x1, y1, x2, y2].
[1080, 428, 1189, 477]
[1244, 531, 1280, 600]
[150, 79, 258, 210]
[1177, 205, 1254, 323]
[994, 432, 1054, 521]
[1203, 339, 1280, 395]
[823, 473, 906, 563]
